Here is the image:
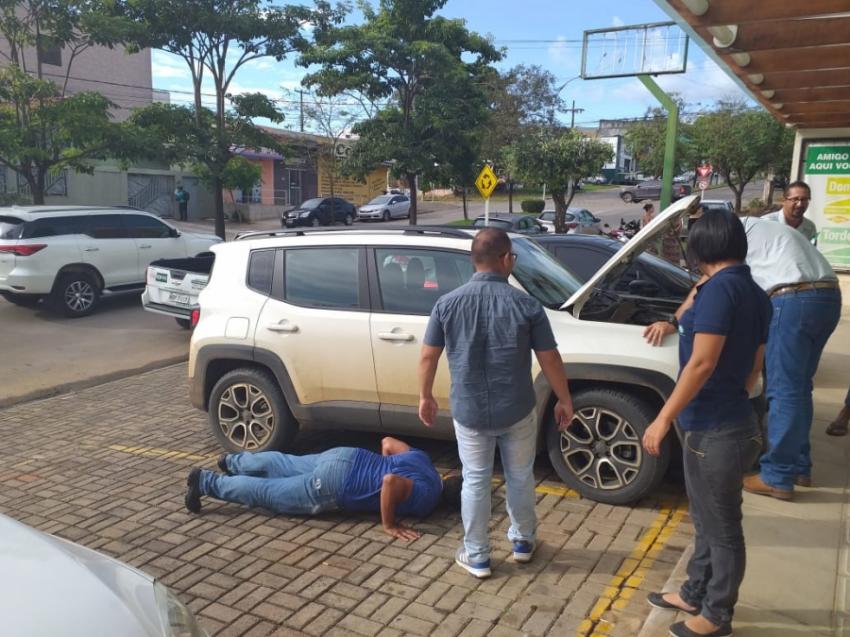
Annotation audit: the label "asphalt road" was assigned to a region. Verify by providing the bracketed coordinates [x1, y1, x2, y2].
[0, 292, 190, 406]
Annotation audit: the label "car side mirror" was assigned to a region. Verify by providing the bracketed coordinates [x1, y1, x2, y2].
[593, 217, 601, 223]
[169, 227, 180, 238]
[628, 279, 660, 296]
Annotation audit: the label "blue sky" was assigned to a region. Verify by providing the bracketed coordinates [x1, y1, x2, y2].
[151, 0, 751, 131]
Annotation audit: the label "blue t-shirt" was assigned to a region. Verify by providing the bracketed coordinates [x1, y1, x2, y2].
[677, 264, 771, 431]
[337, 448, 443, 517]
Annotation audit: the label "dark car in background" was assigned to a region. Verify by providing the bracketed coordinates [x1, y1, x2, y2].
[471, 213, 547, 235]
[534, 233, 696, 325]
[620, 180, 692, 203]
[281, 197, 357, 228]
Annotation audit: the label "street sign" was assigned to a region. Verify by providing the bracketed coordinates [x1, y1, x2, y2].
[697, 163, 713, 179]
[475, 165, 498, 199]
[698, 181, 708, 191]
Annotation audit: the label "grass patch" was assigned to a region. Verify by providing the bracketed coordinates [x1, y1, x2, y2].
[448, 218, 474, 227]
[581, 184, 619, 192]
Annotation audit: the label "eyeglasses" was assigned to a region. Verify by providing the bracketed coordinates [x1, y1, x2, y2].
[784, 197, 810, 204]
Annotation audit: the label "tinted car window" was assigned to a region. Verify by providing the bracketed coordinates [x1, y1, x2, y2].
[247, 249, 275, 295]
[376, 248, 472, 315]
[0, 216, 24, 239]
[472, 218, 512, 230]
[540, 212, 555, 222]
[511, 238, 582, 309]
[125, 214, 171, 239]
[285, 248, 359, 309]
[555, 246, 606, 281]
[86, 214, 127, 239]
[20, 216, 86, 239]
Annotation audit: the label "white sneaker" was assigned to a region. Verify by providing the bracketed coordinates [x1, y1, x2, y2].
[455, 547, 491, 578]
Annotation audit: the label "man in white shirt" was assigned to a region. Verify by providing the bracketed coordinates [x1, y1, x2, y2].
[644, 215, 841, 500]
[761, 181, 817, 242]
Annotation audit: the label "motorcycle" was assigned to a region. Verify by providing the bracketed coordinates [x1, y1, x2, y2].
[604, 218, 640, 243]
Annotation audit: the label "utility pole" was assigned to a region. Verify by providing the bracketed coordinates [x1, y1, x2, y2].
[298, 89, 305, 132]
[566, 100, 585, 129]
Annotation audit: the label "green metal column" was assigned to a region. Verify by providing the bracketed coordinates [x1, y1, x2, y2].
[638, 75, 679, 210]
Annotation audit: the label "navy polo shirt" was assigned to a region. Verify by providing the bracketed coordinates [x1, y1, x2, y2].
[423, 271, 558, 430]
[677, 264, 771, 431]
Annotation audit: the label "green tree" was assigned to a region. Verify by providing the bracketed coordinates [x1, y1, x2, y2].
[691, 101, 789, 213]
[300, 0, 501, 224]
[0, 0, 140, 203]
[624, 100, 690, 180]
[118, 0, 338, 238]
[507, 128, 612, 233]
[481, 65, 565, 211]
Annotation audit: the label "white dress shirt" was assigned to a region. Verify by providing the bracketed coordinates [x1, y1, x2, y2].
[741, 216, 836, 293]
[761, 210, 817, 242]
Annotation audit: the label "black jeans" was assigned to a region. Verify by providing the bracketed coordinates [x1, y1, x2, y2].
[679, 417, 762, 627]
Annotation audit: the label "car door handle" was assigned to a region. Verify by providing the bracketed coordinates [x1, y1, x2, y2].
[84, 247, 99, 252]
[266, 321, 299, 333]
[139, 244, 152, 249]
[378, 331, 415, 342]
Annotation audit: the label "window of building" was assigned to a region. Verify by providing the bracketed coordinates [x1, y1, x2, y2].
[38, 38, 62, 66]
[287, 169, 302, 206]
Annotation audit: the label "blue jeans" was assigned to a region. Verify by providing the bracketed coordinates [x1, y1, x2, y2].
[680, 419, 763, 627]
[453, 408, 537, 563]
[199, 448, 356, 514]
[760, 288, 841, 489]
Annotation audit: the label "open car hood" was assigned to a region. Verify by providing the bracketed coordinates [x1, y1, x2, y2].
[561, 194, 699, 314]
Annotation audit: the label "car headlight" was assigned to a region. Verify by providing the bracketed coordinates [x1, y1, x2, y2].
[299, 211, 311, 218]
[154, 581, 207, 637]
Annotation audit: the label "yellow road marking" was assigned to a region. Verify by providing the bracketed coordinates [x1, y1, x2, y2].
[577, 499, 688, 636]
[108, 444, 214, 463]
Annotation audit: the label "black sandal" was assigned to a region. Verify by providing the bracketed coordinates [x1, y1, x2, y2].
[648, 592, 700, 615]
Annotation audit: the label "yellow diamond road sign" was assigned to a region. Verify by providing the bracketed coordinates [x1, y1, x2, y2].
[475, 165, 498, 199]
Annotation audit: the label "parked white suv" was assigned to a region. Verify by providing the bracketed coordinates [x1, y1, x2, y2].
[0, 206, 219, 317]
[188, 196, 713, 504]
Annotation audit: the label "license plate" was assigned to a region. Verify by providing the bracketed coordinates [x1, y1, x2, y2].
[168, 292, 191, 306]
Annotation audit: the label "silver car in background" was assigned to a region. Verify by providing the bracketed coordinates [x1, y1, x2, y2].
[357, 194, 411, 221]
[1, 513, 207, 637]
[537, 208, 603, 234]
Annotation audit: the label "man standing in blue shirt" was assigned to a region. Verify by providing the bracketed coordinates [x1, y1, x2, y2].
[418, 227, 573, 579]
[184, 437, 456, 542]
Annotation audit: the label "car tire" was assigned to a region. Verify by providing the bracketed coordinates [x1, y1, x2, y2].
[0, 292, 42, 308]
[621, 192, 634, 203]
[175, 317, 192, 330]
[49, 271, 100, 318]
[546, 388, 670, 505]
[382, 210, 391, 222]
[344, 213, 354, 226]
[208, 367, 297, 453]
[311, 217, 321, 227]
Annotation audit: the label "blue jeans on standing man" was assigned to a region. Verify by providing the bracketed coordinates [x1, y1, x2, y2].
[453, 408, 537, 564]
[760, 288, 841, 490]
[199, 448, 356, 514]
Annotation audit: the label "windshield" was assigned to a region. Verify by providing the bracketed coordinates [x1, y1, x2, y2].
[638, 251, 697, 295]
[299, 198, 324, 209]
[0, 216, 24, 239]
[473, 218, 512, 230]
[367, 195, 393, 205]
[511, 237, 583, 309]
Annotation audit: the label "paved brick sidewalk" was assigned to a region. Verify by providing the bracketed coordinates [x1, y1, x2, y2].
[0, 364, 691, 636]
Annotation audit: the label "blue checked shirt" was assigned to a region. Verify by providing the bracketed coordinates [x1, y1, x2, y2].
[423, 271, 557, 430]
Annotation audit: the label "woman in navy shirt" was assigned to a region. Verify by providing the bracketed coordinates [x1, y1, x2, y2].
[642, 210, 771, 637]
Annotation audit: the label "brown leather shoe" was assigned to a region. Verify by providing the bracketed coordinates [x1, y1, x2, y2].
[743, 474, 793, 500]
[795, 475, 812, 488]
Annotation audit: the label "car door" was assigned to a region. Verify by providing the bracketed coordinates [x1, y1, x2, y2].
[577, 209, 597, 234]
[369, 246, 474, 435]
[393, 196, 410, 219]
[124, 214, 186, 278]
[79, 214, 138, 287]
[253, 246, 380, 428]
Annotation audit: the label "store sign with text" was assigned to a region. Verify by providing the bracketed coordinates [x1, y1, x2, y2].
[802, 142, 850, 270]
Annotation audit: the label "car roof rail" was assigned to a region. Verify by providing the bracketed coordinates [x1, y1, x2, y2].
[233, 225, 473, 241]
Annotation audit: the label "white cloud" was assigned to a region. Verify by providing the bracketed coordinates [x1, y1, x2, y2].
[547, 35, 575, 68]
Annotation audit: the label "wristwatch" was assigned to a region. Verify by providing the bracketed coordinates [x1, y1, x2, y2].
[667, 316, 679, 330]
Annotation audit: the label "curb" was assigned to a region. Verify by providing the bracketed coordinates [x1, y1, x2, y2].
[637, 543, 695, 637]
[0, 355, 188, 410]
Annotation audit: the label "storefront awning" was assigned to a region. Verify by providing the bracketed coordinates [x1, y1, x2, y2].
[655, 0, 850, 129]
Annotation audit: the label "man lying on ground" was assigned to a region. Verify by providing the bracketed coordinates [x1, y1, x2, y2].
[184, 437, 460, 541]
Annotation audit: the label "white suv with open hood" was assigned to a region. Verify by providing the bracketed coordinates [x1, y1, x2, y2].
[188, 196, 729, 504]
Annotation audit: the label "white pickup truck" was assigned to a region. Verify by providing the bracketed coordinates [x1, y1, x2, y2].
[141, 256, 214, 329]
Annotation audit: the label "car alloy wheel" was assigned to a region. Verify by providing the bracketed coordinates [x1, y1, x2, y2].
[344, 214, 353, 225]
[64, 280, 95, 313]
[382, 210, 391, 222]
[558, 406, 643, 491]
[50, 271, 100, 317]
[311, 217, 320, 227]
[217, 382, 276, 450]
